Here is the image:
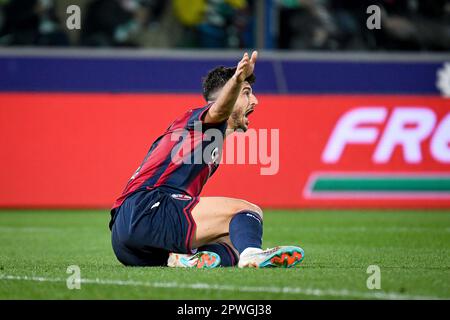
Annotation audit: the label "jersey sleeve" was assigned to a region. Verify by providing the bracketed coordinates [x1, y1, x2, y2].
[186, 103, 227, 133]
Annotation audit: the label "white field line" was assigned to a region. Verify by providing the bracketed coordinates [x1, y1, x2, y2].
[0, 274, 445, 300]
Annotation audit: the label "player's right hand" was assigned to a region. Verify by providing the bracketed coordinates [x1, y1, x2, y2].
[234, 51, 258, 83]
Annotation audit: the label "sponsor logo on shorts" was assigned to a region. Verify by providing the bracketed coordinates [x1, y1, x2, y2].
[151, 202, 160, 209]
[171, 194, 192, 201]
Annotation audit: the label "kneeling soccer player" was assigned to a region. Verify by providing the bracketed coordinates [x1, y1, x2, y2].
[109, 51, 304, 268]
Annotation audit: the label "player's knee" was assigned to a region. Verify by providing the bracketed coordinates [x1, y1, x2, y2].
[233, 200, 263, 220]
[250, 203, 263, 220]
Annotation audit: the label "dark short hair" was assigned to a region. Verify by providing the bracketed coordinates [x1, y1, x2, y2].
[202, 66, 256, 101]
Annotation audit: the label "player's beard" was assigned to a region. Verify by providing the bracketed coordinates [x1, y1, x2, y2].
[229, 109, 248, 132]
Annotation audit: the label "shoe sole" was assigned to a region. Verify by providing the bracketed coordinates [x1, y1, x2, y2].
[180, 251, 221, 269]
[258, 246, 304, 268]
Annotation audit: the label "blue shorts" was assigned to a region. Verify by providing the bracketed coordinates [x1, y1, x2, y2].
[110, 188, 198, 266]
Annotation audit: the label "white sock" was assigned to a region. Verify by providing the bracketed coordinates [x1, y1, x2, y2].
[240, 247, 263, 259]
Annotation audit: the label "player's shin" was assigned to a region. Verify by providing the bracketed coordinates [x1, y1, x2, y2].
[229, 211, 263, 257]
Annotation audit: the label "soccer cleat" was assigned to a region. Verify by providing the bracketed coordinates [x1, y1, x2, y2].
[238, 246, 304, 268]
[167, 251, 221, 269]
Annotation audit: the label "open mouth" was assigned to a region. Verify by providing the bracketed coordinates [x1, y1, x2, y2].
[245, 109, 254, 117]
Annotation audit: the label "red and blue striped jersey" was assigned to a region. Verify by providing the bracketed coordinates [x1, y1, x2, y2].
[112, 104, 227, 210]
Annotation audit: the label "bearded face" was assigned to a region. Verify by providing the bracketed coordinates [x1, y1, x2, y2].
[227, 82, 258, 132]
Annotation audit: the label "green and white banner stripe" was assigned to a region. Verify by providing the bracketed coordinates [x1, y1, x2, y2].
[306, 173, 450, 198]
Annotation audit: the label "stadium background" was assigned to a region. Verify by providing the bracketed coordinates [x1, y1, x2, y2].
[0, 0, 449, 301]
[1, 51, 449, 209]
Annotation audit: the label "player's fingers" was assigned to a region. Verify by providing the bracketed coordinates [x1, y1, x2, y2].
[250, 51, 258, 63]
[238, 60, 248, 69]
[236, 63, 247, 76]
[238, 58, 248, 69]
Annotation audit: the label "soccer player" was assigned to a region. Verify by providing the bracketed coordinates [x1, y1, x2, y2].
[109, 51, 304, 268]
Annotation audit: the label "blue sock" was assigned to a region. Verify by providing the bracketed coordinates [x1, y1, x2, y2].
[198, 243, 238, 267]
[229, 211, 263, 254]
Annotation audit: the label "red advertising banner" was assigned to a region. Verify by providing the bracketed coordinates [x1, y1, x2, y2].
[0, 93, 449, 208]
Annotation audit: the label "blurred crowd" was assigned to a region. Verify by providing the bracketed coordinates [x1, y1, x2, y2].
[278, 0, 450, 51]
[0, 0, 449, 51]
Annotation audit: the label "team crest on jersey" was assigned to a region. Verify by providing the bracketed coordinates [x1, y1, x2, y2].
[171, 194, 192, 201]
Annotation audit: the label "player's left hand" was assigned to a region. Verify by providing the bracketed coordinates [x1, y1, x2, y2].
[235, 51, 258, 83]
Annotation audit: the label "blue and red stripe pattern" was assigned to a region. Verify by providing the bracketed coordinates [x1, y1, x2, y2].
[112, 104, 227, 210]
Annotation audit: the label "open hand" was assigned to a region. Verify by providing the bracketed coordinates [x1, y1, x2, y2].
[234, 51, 258, 83]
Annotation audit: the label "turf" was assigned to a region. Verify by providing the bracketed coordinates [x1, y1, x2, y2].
[0, 210, 449, 300]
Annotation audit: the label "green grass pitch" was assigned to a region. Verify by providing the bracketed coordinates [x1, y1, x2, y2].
[0, 209, 449, 300]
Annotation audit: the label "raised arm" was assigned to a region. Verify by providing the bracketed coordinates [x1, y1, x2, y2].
[204, 51, 258, 124]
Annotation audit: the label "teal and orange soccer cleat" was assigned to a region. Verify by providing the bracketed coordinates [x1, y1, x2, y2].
[167, 251, 221, 269]
[238, 246, 304, 268]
